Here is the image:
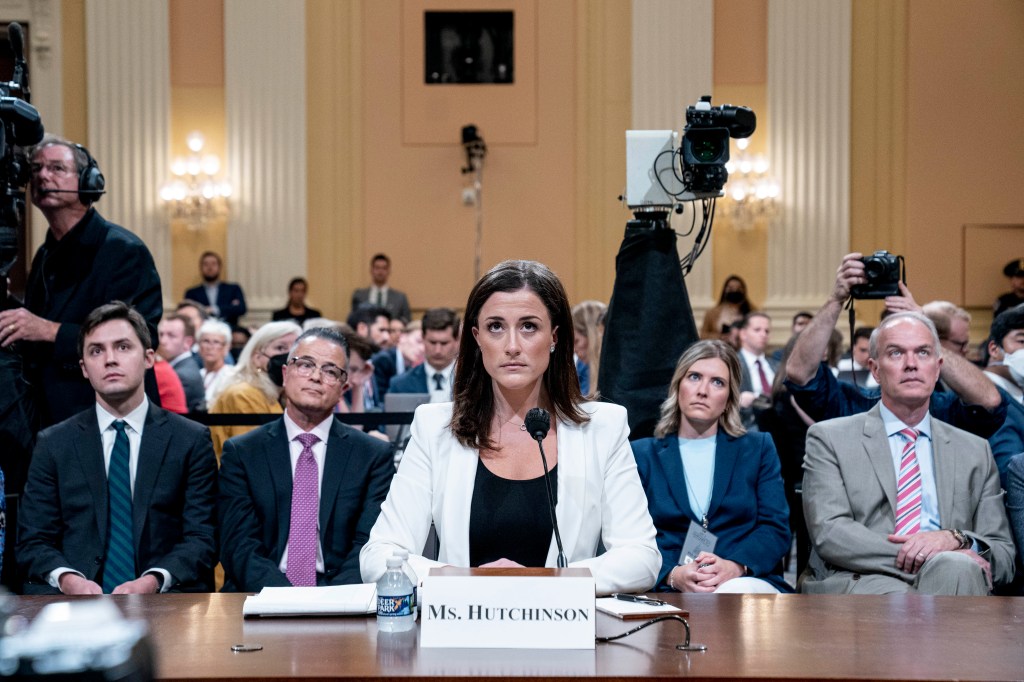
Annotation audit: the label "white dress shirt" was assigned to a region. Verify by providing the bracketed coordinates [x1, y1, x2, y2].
[427, 361, 455, 403]
[369, 285, 390, 307]
[740, 348, 775, 394]
[277, 411, 334, 575]
[878, 402, 939, 532]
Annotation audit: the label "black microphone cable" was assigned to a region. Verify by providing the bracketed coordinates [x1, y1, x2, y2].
[524, 407, 567, 568]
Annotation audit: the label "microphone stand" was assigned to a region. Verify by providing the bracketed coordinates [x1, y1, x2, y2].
[526, 408, 567, 568]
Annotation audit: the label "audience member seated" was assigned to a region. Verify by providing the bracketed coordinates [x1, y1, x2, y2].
[196, 320, 234, 407]
[337, 330, 381, 413]
[389, 308, 460, 403]
[219, 327, 394, 591]
[632, 340, 791, 594]
[350, 253, 411, 323]
[802, 311, 1015, 595]
[784, 253, 1007, 440]
[347, 303, 393, 350]
[158, 314, 205, 412]
[183, 251, 247, 326]
[836, 326, 877, 388]
[229, 325, 250, 363]
[18, 302, 217, 594]
[771, 311, 813, 363]
[994, 258, 1024, 317]
[736, 312, 776, 431]
[922, 300, 972, 360]
[1005, 453, 1024, 593]
[372, 319, 424, 397]
[701, 275, 754, 341]
[272, 277, 323, 326]
[209, 321, 301, 457]
[985, 306, 1024, 403]
[572, 300, 606, 398]
[152, 355, 187, 415]
[360, 260, 660, 596]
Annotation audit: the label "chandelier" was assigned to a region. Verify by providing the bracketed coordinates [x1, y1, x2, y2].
[721, 138, 779, 225]
[160, 131, 232, 228]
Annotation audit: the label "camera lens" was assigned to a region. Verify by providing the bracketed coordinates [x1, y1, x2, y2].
[864, 260, 885, 280]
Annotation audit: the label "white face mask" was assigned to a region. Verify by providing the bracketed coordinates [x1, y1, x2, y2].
[1004, 348, 1024, 386]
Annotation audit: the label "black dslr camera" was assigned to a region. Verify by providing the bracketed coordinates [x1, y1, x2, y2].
[680, 96, 756, 195]
[850, 250, 905, 299]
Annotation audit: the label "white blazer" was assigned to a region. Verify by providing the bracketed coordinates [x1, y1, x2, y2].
[360, 401, 660, 595]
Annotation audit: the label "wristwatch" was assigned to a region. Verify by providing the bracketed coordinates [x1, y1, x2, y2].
[948, 528, 971, 550]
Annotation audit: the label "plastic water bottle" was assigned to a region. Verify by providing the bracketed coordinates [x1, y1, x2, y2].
[377, 557, 415, 632]
[392, 549, 418, 617]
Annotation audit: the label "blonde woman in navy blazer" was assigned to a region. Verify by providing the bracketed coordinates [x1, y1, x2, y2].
[361, 260, 660, 595]
[631, 340, 792, 593]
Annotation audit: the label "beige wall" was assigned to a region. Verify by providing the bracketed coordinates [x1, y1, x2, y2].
[57, 0, 1024, 336]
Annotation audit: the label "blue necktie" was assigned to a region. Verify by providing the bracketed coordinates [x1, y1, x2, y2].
[103, 420, 136, 592]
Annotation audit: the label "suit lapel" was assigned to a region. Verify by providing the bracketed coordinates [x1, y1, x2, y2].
[133, 405, 171, 547]
[656, 436, 696, 521]
[552, 419, 585, 563]
[441, 438, 479, 566]
[264, 420, 294, 554]
[77, 411, 109, 544]
[931, 419, 955, 527]
[707, 431, 739, 521]
[863, 405, 898, 516]
[319, 420, 355, 536]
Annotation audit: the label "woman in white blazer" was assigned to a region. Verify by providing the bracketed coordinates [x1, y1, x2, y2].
[360, 260, 659, 596]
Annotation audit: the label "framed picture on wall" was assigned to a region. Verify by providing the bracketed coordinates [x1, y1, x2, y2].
[424, 11, 514, 84]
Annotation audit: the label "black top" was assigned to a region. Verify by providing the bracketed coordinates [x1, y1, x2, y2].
[469, 459, 557, 568]
[270, 306, 323, 325]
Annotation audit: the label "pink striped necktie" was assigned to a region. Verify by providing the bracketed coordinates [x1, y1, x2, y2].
[286, 432, 320, 586]
[894, 427, 922, 536]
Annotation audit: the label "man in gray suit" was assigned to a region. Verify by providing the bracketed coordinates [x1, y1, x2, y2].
[350, 253, 411, 323]
[802, 311, 1015, 595]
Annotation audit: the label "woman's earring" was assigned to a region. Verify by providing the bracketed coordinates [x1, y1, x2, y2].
[549, 344, 555, 354]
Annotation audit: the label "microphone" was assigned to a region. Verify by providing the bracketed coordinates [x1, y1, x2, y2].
[525, 407, 567, 568]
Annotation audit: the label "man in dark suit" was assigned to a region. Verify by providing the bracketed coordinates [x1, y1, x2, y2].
[219, 326, 394, 591]
[183, 251, 247, 326]
[389, 308, 459, 403]
[158, 314, 205, 412]
[735, 312, 778, 430]
[0, 136, 162, 427]
[350, 253, 411, 323]
[18, 302, 218, 594]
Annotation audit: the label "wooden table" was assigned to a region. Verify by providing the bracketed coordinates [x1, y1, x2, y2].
[9, 593, 1024, 681]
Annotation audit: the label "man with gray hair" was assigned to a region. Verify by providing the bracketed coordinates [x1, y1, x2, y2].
[218, 326, 394, 591]
[802, 311, 1015, 595]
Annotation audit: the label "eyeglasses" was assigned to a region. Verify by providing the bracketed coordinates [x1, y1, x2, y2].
[30, 162, 75, 176]
[199, 338, 226, 347]
[288, 357, 347, 385]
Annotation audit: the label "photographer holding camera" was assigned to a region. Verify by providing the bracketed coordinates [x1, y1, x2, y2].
[0, 136, 162, 427]
[783, 252, 1007, 439]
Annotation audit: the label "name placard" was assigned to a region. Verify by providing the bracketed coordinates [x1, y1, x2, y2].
[420, 567, 596, 649]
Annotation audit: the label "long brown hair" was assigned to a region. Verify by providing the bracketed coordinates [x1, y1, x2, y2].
[450, 260, 589, 449]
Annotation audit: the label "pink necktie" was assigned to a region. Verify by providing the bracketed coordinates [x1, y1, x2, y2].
[894, 428, 922, 536]
[286, 432, 320, 586]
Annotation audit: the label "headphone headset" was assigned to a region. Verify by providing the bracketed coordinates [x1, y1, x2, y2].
[73, 143, 105, 204]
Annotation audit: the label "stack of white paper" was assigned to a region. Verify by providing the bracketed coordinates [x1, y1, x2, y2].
[242, 584, 377, 618]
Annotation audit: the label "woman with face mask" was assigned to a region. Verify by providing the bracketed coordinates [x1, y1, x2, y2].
[701, 275, 755, 341]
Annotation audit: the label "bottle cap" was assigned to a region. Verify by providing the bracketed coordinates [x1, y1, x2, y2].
[393, 549, 410, 559]
[386, 557, 403, 569]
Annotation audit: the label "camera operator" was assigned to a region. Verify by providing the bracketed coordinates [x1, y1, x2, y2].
[783, 253, 1007, 439]
[0, 136, 162, 427]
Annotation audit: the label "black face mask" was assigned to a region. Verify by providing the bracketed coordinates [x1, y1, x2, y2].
[267, 352, 289, 387]
[724, 290, 745, 304]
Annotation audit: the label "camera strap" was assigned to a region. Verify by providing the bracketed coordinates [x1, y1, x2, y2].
[844, 296, 861, 388]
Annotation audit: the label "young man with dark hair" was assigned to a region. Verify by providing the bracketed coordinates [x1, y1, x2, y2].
[350, 253, 411, 323]
[389, 308, 460, 402]
[18, 301, 217, 594]
[184, 251, 248, 326]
